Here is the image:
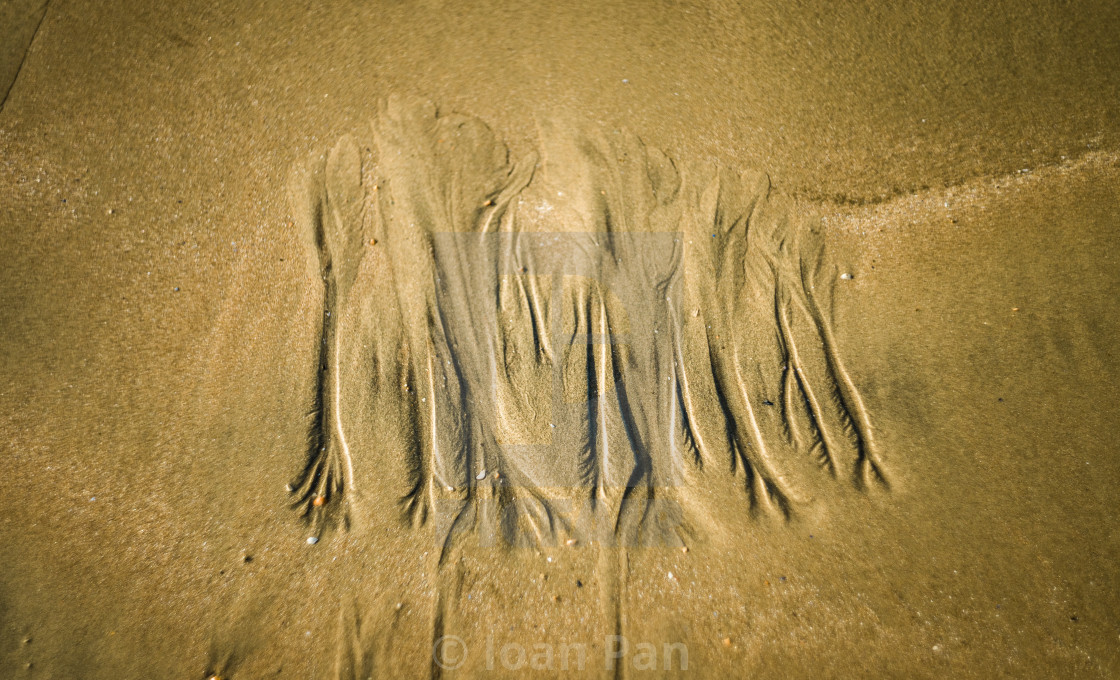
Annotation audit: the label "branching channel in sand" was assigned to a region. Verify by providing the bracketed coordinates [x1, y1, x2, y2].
[285, 96, 889, 676]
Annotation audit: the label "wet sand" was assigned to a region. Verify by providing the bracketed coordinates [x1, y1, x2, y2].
[2, 1, 1119, 678]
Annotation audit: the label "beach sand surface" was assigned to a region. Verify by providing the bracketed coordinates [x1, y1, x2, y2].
[1, 1, 1119, 677]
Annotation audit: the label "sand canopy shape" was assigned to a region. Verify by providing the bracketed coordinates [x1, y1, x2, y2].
[286, 96, 886, 553]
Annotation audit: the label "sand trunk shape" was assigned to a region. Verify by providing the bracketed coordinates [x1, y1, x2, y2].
[287, 135, 366, 535]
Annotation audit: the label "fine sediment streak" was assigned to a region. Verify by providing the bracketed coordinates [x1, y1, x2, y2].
[286, 95, 888, 676]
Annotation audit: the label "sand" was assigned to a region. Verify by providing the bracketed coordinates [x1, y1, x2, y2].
[1, 1, 1119, 678]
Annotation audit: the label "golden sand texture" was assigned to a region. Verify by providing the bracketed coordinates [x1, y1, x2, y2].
[1, 1, 1119, 678]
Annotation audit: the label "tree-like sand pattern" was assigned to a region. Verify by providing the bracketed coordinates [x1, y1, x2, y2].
[287, 96, 887, 676]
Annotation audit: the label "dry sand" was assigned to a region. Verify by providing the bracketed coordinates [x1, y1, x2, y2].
[1, 1, 1119, 678]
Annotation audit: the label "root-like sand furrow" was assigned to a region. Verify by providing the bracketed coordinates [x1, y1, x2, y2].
[284, 98, 889, 676]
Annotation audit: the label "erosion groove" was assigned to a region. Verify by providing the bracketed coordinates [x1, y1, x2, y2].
[286, 95, 888, 674]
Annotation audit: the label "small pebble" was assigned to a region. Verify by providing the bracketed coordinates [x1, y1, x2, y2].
[312, 495, 326, 507]
[306, 536, 319, 545]
[840, 273, 853, 280]
[476, 470, 486, 480]
[565, 538, 577, 547]
[722, 637, 732, 647]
